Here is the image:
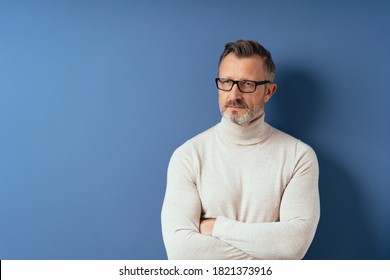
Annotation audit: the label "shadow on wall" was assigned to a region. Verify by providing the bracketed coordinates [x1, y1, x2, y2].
[269, 66, 378, 259]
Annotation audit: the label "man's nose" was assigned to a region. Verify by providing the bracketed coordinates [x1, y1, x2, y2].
[230, 83, 243, 97]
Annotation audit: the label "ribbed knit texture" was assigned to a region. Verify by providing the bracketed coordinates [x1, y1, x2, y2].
[161, 115, 320, 259]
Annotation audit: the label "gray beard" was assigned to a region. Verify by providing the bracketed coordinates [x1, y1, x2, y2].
[220, 103, 263, 125]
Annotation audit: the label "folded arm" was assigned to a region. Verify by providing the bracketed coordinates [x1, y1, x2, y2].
[212, 144, 320, 259]
[161, 145, 253, 260]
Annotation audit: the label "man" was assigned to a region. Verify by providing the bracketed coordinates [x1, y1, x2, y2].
[161, 39, 320, 259]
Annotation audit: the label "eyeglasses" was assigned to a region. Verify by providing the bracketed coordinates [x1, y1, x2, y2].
[215, 78, 270, 93]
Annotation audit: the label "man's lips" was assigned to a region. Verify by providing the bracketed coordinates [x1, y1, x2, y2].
[227, 105, 245, 110]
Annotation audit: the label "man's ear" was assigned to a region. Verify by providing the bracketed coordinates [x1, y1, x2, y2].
[265, 83, 277, 103]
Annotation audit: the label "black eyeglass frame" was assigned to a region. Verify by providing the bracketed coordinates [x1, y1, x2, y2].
[215, 78, 271, 93]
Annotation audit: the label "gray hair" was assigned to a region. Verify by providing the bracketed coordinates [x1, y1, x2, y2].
[218, 39, 276, 82]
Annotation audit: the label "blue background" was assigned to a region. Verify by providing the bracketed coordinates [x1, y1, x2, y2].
[1, 0, 389, 259]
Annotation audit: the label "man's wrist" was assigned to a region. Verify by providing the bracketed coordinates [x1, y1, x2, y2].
[199, 218, 216, 236]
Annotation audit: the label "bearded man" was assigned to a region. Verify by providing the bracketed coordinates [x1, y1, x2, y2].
[161, 39, 320, 260]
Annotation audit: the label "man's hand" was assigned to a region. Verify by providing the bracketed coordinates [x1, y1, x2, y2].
[199, 218, 216, 236]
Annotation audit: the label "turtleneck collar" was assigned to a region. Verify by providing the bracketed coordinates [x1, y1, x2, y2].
[217, 113, 271, 146]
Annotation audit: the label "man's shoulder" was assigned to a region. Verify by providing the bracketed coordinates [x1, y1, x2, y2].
[188, 123, 219, 143]
[269, 126, 300, 144]
[269, 125, 316, 156]
[172, 123, 219, 156]
[181, 123, 219, 147]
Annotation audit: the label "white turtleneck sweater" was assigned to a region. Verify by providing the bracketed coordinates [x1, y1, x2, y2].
[161, 115, 320, 259]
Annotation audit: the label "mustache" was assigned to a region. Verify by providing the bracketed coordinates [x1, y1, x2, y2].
[224, 99, 248, 109]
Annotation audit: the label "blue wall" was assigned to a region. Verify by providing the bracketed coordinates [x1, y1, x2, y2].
[1, 0, 389, 259]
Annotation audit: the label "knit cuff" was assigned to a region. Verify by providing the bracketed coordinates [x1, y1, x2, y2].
[212, 216, 233, 240]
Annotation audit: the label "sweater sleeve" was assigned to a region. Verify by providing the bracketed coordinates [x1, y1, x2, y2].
[212, 142, 320, 260]
[161, 143, 254, 260]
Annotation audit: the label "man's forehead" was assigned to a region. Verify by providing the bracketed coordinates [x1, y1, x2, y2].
[220, 53, 264, 68]
[219, 53, 266, 76]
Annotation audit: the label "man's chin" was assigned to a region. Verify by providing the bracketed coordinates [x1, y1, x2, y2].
[223, 112, 251, 125]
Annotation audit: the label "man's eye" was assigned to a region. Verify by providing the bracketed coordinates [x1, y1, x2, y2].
[220, 79, 232, 84]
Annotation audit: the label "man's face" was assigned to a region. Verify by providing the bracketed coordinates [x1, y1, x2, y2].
[218, 53, 277, 125]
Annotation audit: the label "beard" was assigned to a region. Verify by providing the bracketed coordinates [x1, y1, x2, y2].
[220, 99, 263, 125]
